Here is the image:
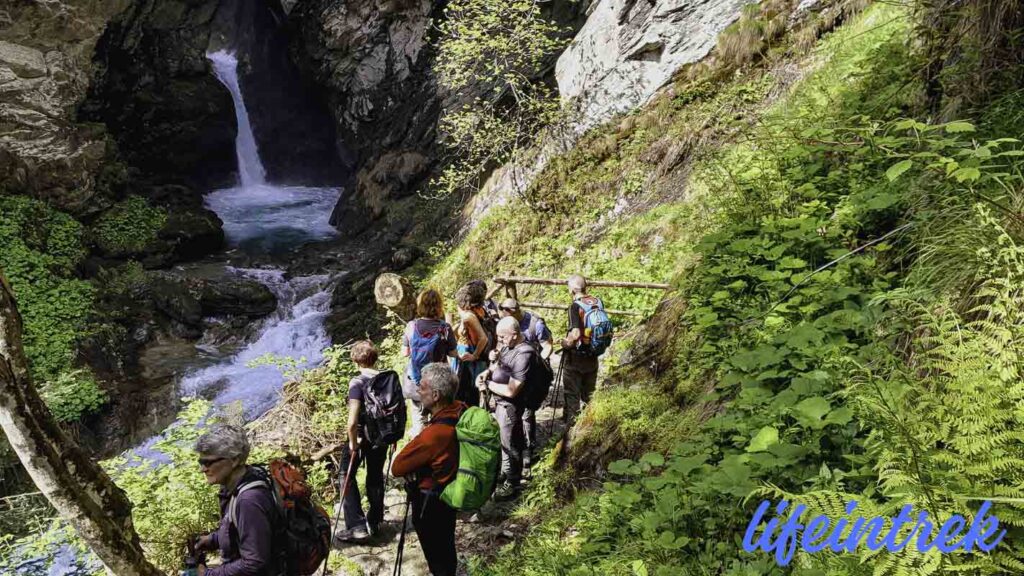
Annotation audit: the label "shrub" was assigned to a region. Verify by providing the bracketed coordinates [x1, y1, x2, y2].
[91, 196, 166, 256]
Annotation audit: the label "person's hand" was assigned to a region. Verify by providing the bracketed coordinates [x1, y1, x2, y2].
[197, 565, 206, 576]
[488, 350, 498, 362]
[195, 534, 214, 552]
[349, 436, 359, 454]
[476, 371, 489, 391]
[459, 352, 475, 362]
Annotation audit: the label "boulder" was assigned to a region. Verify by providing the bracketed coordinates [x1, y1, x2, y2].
[197, 277, 277, 318]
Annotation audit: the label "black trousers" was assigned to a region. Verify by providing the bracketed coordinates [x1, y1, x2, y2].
[410, 489, 457, 576]
[339, 443, 387, 529]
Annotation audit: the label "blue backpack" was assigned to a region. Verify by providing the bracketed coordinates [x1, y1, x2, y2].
[407, 320, 452, 384]
[576, 296, 613, 356]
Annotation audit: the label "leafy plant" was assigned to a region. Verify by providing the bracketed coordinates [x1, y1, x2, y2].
[39, 370, 108, 423]
[91, 196, 167, 256]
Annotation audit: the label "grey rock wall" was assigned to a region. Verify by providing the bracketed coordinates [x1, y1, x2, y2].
[0, 0, 129, 216]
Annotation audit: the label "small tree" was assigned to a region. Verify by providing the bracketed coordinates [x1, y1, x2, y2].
[0, 271, 161, 576]
[431, 0, 568, 199]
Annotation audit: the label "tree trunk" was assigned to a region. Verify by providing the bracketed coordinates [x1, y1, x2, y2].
[0, 273, 162, 576]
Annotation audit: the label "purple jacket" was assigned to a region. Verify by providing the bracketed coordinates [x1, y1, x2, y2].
[206, 467, 279, 576]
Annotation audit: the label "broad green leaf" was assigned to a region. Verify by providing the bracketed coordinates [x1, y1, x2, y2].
[885, 160, 913, 181]
[944, 121, 975, 133]
[793, 396, 831, 427]
[952, 167, 981, 182]
[747, 426, 780, 452]
[640, 452, 666, 468]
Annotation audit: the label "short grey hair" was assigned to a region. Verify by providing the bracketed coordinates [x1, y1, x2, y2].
[421, 362, 457, 402]
[195, 424, 250, 462]
[568, 274, 587, 294]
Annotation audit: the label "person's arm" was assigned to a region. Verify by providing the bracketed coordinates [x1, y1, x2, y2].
[563, 303, 582, 349]
[536, 317, 554, 359]
[391, 429, 436, 478]
[204, 493, 274, 576]
[347, 398, 361, 453]
[487, 349, 529, 398]
[401, 324, 411, 357]
[445, 323, 458, 358]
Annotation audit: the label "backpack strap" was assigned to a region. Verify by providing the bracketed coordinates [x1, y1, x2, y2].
[433, 417, 459, 427]
[228, 478, 273, 528]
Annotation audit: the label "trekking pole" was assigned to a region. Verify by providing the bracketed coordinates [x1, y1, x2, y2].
[393, 493, 412, 576]
[321, 448, 358, 576]
[548, 352, 566, 436]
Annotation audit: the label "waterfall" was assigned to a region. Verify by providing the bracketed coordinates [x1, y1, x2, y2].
[208, 50, 267, 188]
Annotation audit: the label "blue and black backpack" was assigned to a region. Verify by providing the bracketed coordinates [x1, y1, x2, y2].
[576, 296, 613, 356]
[407, 320, 452, 384]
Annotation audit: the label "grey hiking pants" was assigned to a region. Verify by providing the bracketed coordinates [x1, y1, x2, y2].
[562, 352, 599, 427]
[494, 399, 525, 484]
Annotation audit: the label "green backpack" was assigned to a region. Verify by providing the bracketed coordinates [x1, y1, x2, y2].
[438, 406, 501, 511]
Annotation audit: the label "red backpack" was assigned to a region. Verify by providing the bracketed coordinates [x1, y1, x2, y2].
[230, 460, 331, 575]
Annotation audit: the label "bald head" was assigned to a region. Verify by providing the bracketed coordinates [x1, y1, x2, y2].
[568, 274, 587, 296]
[496, 316, 522, 349]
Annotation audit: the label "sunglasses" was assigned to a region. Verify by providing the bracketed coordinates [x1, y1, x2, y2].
[198, 456, 227, 468]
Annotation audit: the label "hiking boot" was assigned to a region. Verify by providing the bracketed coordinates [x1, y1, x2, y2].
[333, 524, 370, 543]
[493, 481, 520, 502]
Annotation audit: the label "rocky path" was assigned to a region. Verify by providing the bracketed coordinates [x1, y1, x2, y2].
[329, 394, 569, 575]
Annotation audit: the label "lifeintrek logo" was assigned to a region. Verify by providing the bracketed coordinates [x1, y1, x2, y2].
[743, 499, 1006, 566]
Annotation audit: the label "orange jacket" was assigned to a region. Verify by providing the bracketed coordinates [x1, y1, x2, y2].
[392, 401, 467, 491]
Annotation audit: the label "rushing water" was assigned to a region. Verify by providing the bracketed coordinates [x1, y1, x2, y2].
[208, 50, 267, 188]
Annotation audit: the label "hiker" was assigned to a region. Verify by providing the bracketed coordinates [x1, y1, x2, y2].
[335, 340, 398, 543]
[402, 288, 457, 437]
[450, 285, 490, 408]
[476, 316, 541, 501]
[391, 363, 467, 576]
[497, 298, 552, 469]
[466, 279, 500, 319]
[561, 274, 603, 427]
[193, 424, 277, 576]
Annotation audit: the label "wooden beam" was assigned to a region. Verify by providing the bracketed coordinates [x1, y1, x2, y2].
[519, 301, 645, 317]
[493, 276, 670, 290]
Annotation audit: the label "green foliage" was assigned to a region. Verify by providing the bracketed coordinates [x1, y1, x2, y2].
[432, 0, 567, 198]
[91, 195, 166, 256]
[0, 195, 98, 420]
[39, 369, 108, 423]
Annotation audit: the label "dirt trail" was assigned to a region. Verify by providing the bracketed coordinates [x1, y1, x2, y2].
[330, 388, 569, 576]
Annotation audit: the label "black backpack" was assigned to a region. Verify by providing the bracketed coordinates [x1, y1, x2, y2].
[475, 307, 500, 359]
[508, 344, 554, 411]
[360, 371, 406, 449]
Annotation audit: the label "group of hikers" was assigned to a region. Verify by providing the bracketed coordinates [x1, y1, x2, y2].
[186, 275, 614, 576]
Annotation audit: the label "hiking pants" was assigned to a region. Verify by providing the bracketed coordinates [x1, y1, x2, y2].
[562, 353, 599, 427]
[522, 408, 537, 459]
[410, 490, 457, 576]
[494, 400, 525, 484]
[339, 443, 387, 529]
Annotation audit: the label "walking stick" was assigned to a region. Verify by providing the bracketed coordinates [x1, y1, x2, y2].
[548, 351, 567, 436]
[321, 447, 358, 576]
[393, 493, 412, 576]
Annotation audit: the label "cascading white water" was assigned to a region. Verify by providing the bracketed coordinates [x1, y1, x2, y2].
[180, 269, 333, 419]
[208, 50, 267, 188]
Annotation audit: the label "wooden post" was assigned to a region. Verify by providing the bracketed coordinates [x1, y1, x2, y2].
[374, 273, 416, 321]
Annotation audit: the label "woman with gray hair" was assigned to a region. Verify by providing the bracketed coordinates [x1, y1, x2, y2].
[192, 424, 279, 576]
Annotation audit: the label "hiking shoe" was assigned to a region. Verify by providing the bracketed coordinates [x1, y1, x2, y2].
[334, 525, 370, 543]
[493, 481, 519, 502]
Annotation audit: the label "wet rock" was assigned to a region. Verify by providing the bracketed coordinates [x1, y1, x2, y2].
[156, 208, 226, 262]
[391, 245, 422, 270]
[197, 276, 277, 318]
[149, 274, 203, 326]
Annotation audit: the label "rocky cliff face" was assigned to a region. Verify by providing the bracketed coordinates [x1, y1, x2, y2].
[557, 0, 755, 133]
[467, 0, 754, 228]
[0, 0, 129, 216]
[288, 0, 445, 237]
